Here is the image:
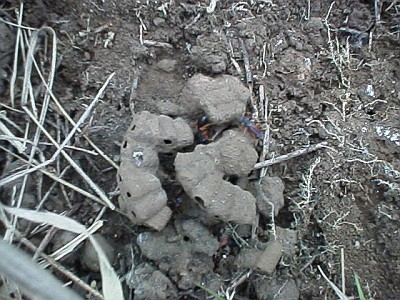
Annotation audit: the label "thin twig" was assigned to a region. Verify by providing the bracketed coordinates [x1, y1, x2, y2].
[323, 2, 350, 89]
[306, 0, 311, 20]
[143, 40, 173, 49]
[254, 142, 328, 169]
[239, 39, 252, 81]
[239, 38, 257, 117]
[258, 84, 270, 178]
[129, 71, 139, 115]
[206, 0, 218, 13]
[225, 270, 252, 300]
[255, 180, 276, 240]
[374, 0, 381, 26]
[0, 17, 37, 30]
[341, 247, 345, 295]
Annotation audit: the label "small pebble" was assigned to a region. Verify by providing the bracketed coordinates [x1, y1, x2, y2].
[153, 17, 166, 27]
[81, 234, 116, 272]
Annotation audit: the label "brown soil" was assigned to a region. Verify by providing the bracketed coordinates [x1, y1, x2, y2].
[0, 0, 399, 299]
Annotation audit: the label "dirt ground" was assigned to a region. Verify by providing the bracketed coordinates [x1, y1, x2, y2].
[0, 0, 399, 299]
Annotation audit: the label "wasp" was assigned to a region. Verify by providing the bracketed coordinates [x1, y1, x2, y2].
[239, 116, 264, 139]
[195, 115, 212, 144]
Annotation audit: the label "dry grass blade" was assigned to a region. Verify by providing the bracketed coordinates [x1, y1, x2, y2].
[2, 206, 124, 300]
[4, 206, 86, 233]
[0, 111, 24, 133]
[0, 84, 116, 209]
[38, 220, 103, 268]
[0, 120, 26, 153]
[258, 84, 270, 178]
[90, 236, 124, 300]
[317, 265, 349, 300]
[20, 27, 57, 108]
[0, 239, 81, 300]
[23, 61, 118, 169]
[22, 73, 116, 208]
[9, 3, 27, 107]
[18, 234, 104, 300]
[11, 23, 115, 209]
[0, 146, 107, 206]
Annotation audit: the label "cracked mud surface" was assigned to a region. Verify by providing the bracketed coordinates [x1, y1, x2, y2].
[0, 0, 399, 299]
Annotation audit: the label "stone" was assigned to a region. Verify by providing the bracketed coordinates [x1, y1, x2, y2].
[155, 100, 182, 116]
[144, 206, 172, 231]
[51, 231, 79, 264]
[255, 278, 300, 300]
[189, 33, 229, 74]
[156, 59, 177, 73]
[176, 219, 220, 256]
[118, 165, 169, 221]
[174, 144, 222, 194]
[254, 177, 285, 217]
[191, 46, 227, 74]
[122, 112, 194, 154]
[275, 226, 298, 257]
[153, 17, 166, 27]
[216, 130, 258, 176]
[81, 234, 115, 272]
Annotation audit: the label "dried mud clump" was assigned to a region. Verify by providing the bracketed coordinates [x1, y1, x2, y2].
[235, 240, 283, 274]
[117, 74, 257, 229]
[136, 220, 219, 290]
[126, 262, 177, 300]
[175, 130, 258, 224]
[117, 111, 194, 230]
[116, 73, 287, 295]
[179, 74, 249, 122]
[249, 176, 285, 217]
[190, 33, 229, 74]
